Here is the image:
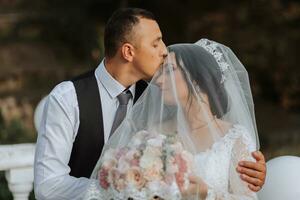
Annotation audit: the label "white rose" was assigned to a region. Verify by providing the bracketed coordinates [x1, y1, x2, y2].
[131, 131, 146, 147]
[140, 155, 163, 170]
[117, 156, 130, 173]
[143, 146, 162, 157]
[147, 134, 166, 148]
[102, 158, 117, 169]
[125, 149, 141, 160]
[166, 157, 179, 174]
[102, 148, 116, 162]
[168, 142, 183, 153]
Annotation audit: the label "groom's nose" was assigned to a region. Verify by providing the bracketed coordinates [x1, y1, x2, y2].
[161, 42, 168, 58]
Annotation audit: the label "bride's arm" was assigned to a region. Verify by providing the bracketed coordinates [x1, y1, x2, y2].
[204, 133, 258, 200]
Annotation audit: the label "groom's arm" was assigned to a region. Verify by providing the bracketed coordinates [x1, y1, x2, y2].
[236, 151, 266, 192]
[34, 82, 92, 200]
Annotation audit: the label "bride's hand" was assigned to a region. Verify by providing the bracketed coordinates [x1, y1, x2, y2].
[179, 175, 208, 199]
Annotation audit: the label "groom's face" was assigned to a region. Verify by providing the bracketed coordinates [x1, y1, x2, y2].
[132, 18, 167, 80]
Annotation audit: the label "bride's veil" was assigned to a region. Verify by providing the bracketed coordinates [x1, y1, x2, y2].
[194, 39, 259, 150]
[85, 39, 259, 199]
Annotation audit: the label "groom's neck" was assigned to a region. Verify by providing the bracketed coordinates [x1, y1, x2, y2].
[104, 57, 140, 88]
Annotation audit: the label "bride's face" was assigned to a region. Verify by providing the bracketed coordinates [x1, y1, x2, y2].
[155, 52, 189, 106]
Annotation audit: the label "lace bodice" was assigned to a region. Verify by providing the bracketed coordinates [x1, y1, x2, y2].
[195, 124, 258, 200]
[83, 124, 258, 200]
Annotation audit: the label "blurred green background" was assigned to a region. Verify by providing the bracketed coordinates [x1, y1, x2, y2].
[0, 0, 299, 199]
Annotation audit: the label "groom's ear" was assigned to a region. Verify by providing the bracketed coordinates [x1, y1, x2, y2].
[121, 43, 135, 62]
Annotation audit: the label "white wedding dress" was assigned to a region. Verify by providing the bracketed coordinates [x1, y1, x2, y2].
[195, 124, 258, 200]
[84, 124, 258, 200]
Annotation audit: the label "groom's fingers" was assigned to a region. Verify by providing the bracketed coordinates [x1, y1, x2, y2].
[240, 173, 264, 188]
[237, 151, 266, 190]
[252, 151, 266, 164]
[237, 162, 266, 186]
[238, 160, 265, 172]
[236, 166, 264, 180]
[238, 151, 266, 172]
[248, 184, 261, 192]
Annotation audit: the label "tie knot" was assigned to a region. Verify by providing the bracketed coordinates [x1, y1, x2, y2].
[117, 90, 132, 105]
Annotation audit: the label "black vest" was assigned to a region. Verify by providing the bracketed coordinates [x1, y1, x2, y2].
[68, 70, 148, 178]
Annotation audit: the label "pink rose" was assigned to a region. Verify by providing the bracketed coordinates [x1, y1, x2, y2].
[129, 158, 140, 166]
[111, 169, 127, 191]
[164, 174, 175, 185]
[143, 167, 163, 182]
[98, 168, 110, 190]
[125, 167, 145, 190]
[175, 172, 185, 189]
[174, 154, 188, 173]
[181, 150, 196, 173]
[116, 147, 129, 160]
[174, 154, 188, 188]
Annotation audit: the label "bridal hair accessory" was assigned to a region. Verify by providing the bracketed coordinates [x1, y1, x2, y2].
[195, 39, 229, 84]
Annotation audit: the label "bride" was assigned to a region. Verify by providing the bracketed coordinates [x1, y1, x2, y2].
[84, 39, 260, 200]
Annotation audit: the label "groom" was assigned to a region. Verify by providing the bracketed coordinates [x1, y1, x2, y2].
[34, 8, 266, 199]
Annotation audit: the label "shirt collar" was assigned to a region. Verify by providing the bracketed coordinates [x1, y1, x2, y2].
[95, 59, 135, 99]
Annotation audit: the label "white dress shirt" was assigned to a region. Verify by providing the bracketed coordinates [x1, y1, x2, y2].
[34, 60, 136, 200]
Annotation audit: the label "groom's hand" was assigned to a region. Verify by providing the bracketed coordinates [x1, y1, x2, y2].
[236, 151, 266, 192]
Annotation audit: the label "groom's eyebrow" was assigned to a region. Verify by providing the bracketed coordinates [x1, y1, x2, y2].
[154, 36, 162, 42]
[153, 36, 162, 43]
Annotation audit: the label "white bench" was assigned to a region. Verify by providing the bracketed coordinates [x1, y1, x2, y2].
[0, 144, 35, 200]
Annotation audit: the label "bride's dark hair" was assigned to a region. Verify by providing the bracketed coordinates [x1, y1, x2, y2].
[168, 44, 229, 118]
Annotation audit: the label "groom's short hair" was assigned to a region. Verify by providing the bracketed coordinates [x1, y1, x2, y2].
[104, 8, 156, 58]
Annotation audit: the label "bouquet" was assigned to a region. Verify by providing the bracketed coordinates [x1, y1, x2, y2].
[97, 130, 196, 200]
